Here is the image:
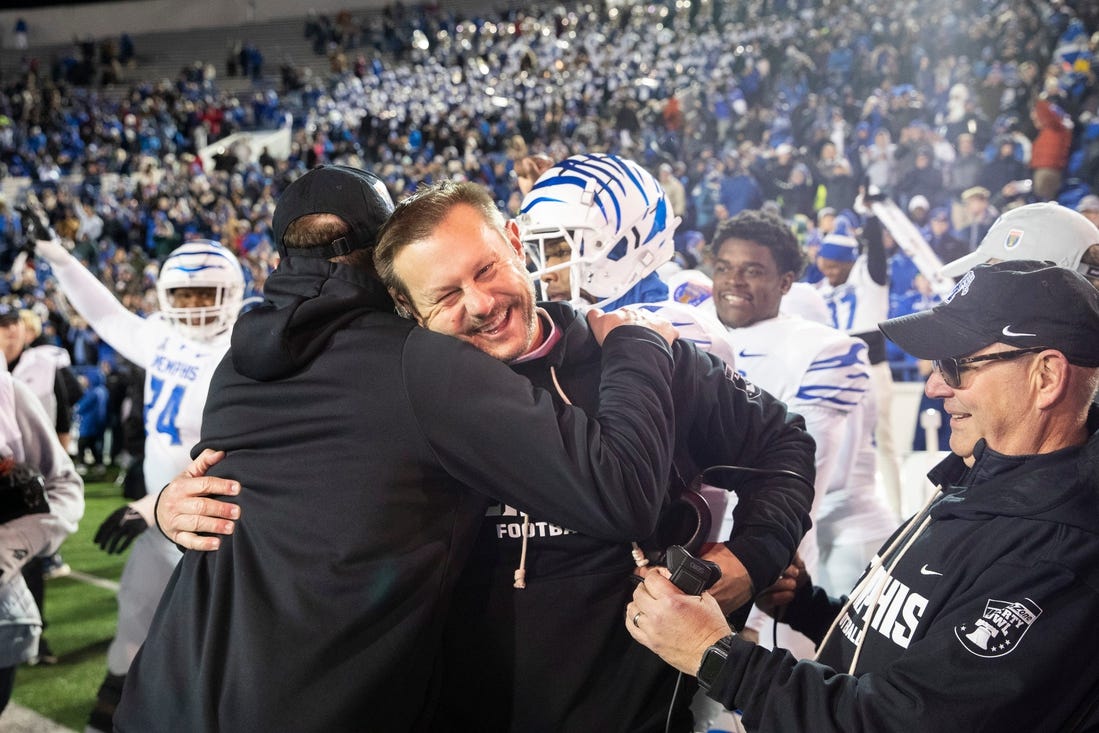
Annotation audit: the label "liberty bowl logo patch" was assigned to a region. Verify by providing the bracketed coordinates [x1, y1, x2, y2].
[1003, 229, 1024, 251]
[955, 598, 1041, 658]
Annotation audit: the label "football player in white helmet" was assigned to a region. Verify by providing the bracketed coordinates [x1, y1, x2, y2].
[24, 211, 244, 733]
[154, 241, 246, 341]
[520, 153, 738, 366]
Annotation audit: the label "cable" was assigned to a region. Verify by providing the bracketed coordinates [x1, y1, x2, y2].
[693, 463, 816, 494]
[656, 463, 814, 729]
[665, 671, 683, 733]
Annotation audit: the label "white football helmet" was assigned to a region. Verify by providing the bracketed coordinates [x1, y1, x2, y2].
[518, 153, 681, 307]
[155, 240, 245, 342]
[939, 201, 1099, 279]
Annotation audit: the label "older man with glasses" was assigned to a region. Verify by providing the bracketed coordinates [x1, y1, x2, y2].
[625, 259, 1099, 732]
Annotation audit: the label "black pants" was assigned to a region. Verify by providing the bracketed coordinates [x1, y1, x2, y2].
[0, 664, 15, 713]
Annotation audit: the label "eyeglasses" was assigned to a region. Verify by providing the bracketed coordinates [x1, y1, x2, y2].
[932, 347, 1048, 389]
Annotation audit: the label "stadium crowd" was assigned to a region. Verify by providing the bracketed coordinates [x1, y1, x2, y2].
[0, 1, 1097, 729]
[0, 0, 1095, 460]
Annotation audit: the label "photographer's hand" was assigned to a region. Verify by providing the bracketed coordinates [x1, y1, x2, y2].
[625, 568, 732, 676]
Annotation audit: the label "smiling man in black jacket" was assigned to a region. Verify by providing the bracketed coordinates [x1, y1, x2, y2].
[115, 165, 684, 733]
[372, 180, 814, 733]
[628, 260, 1099, 732]
[160, 177, 816, 732]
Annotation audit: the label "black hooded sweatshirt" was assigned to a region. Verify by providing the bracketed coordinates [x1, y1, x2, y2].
[116, 257, 680, 733]
[434, 302, 816, 732]
[707, 411, 1099, 732]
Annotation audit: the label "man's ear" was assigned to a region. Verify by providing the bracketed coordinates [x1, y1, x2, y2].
[779, 271, 795, 295]
[389, 289, 416, 322]
[505, 220, 524, 258]
[1033, 350, 1071, 410]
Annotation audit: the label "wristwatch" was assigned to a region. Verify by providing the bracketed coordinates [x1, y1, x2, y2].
[696, 634, 735, 691]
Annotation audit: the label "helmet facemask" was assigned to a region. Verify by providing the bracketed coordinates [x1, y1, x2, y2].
[519, 154, 680, 309]
[155, 241, 245, 342]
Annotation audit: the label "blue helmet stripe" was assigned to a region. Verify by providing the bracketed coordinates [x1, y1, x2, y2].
[169, 263, 233, 274]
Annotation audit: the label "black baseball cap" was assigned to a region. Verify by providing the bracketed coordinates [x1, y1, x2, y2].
[0, 304, 20, 325]
[880, 260, 1099, 366]
[273, 165, 395, 259]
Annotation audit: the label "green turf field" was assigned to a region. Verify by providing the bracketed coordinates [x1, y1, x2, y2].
[13, 474, 131, 731]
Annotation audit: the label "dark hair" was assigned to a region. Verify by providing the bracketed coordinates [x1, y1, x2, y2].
[711, 209, 806, 278]
[374, 181, 504, 301]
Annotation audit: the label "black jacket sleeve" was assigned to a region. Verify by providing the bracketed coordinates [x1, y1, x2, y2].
[776, 581, 846, 645]
[673, 343, 816, 595]
[54, 365, 84, 433]
[862, 216, 889, 286]
[405, 324, 676, 541]
[706, 559, 1099, 732]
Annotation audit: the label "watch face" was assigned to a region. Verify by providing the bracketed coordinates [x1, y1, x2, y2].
[697, 636, 732, 690]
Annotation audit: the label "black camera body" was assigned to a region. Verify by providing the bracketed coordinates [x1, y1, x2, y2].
[0, 460, 50, 525]
[664, 544, 721, 595]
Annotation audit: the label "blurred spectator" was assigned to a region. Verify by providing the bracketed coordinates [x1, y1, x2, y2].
[925, 206, 967, 264]
[896, 147, 943, 210]
[75, 372, 109, 471]
[658, 163, 687, 219]
[719, 152, 763, 219]
[814, 141, 858, 212]
[514, 154, 553, 197]
[957, 186, 999, 252]
[980, 136, 1032, 202]
[12, 18, 27, 50]
[862, 129, 898, 194]
[1077, 194, 1099, 228]
[946, 133, 984, 200]
[1030, 92, 1074, 201]
[906, 195, 931, 230]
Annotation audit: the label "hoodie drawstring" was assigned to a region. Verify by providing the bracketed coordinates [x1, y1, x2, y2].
[513, 367, 564, 588]
[513, 513, 530, 589]
[512, 366, 648, 589]
[813, 485, 943, 673]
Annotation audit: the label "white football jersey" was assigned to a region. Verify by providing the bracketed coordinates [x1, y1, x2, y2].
[733, 313, 896, 653]
[137, 327, 228, 490]
[815, 255, 889, 334]
[728, 314, 895, 552]
[45, 252, 229, 490]
[626, 300, 737, 368]
[781, 282, 831, 325]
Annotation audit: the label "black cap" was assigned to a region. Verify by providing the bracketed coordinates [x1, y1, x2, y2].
[0, 304, 20, 325]
[273, 165, 395, 259]
[880, 260, 1099, 366]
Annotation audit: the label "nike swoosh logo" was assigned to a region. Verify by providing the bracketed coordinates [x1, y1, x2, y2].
[920, 564, 943, 576]
[1002, 325, 1037, 337]
[738, 349, 766, 358]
